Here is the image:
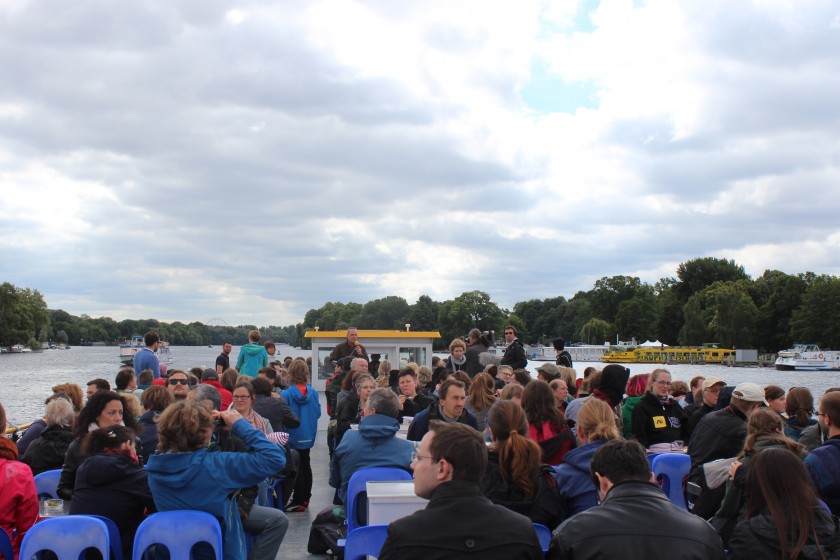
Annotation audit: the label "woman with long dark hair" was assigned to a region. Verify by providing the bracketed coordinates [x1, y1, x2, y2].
[465, 373, 496, 432]
[727, 448, 840, 559]
[57, 391, 138, 500]
[70, 425, 156, 559]
[785, 387, 818, 440]
[480, 400, 561, 528]
[521, 379, 576, 465]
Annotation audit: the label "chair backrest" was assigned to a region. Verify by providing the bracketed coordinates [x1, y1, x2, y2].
[88, 515, 124, 560]
[346, 467, 413, 533]
[651, 453, 691, 510]
[19, 515, 110, 560]
[533, 523, 551, 554]
[132, 510, 223, 560]
[0, 528, 14, 560]
[344, 525, 389, 560]
[34, 468, 62, 499]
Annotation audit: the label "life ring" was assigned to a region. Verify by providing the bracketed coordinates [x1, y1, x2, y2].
[819, 353, 824, 359]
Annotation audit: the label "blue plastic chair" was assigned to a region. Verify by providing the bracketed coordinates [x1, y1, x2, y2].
[344, 525, 389, 560]
[88, 514, 124, 560]
[651, 452, 691, 510]
[19, 515, 110, 560]
[34, 468, 62, 499]
[133, 510, 223, 560]
[0, 528, 14, 560]
[346, 467, 413, 533]
[533, 523, 551, 554]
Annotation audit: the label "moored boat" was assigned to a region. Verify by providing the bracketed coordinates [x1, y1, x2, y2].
[119, 335, 173, 365]
[774, 344, 840, 371]
[526, 344, 610, 362]
[601, 344, 735, 364]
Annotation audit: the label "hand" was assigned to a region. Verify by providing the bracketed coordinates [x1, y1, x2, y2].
[218, 408, 243, 427]
[398, 395, 406, 409]
[728, 459, 741, 480]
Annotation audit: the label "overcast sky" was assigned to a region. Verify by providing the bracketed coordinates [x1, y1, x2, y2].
[1, 0, 839, 326]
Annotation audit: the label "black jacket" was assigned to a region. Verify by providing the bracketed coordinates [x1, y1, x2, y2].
[631, 392, 688, 448]
[406, 403, 478, 442]
[688, 405, 748, 518]
[501, 339, 527, 370]
[727, 505, 840, 560]
[379, 479, 543, 560]
[687, 403, 715, 439]
[57, 436, 84, 500]
[20, 425, 74, 476]
[334, 392, 361, 446]
[480, 452, 562, 528]
[69, 452, 157, 559]
[253, 393, 300, 433]
[398, 393, 434, 422]
[137, 411, 159, 465]
[548, 481, 723, 560]
[465, 342, 488, 377]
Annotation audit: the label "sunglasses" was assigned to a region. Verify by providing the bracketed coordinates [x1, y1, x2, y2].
[168, 378, 189, 386]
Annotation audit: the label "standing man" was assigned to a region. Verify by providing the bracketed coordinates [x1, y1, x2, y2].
[553, 338, 573, 369]
[133, 331, 161, 379]
[216, 341, 232, 375]
[548, 440, 722, 560]
[378, 422, 542, 560]
[328, 327, 369, 364]
[500, 326, 527, 370]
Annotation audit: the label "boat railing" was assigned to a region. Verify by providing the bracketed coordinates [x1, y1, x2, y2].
[3, 422, 32, 438]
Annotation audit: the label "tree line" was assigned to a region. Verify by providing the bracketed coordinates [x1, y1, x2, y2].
[3, 257, 840, 351]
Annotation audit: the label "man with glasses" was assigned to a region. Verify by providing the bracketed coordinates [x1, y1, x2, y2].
[686, 376, 725, 438]
[805, 391, 840, 515]
[165, 370, 191, 401]
[500, 326, 527, 370]
[379, 422, 542, 560]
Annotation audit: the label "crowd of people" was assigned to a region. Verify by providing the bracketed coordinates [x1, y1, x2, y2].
[3, 326, 840, 560]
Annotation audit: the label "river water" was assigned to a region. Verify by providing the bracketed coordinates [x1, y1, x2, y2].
[2, 346, 840, 428]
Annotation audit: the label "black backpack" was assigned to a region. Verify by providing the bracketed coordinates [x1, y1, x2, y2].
[307, 505, 347, 558]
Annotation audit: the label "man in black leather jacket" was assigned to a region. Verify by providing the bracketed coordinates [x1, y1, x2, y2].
[548, 440, 723, 560]
[500, 325, 527, 370]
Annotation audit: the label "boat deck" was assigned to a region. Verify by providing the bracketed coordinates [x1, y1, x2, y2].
[278, 428, 335, 559]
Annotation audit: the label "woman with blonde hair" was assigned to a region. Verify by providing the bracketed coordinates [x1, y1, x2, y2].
[465, 373, 496, 431]
[554, 398, 621, 517]
[445, 338, 468, 374]
[480, 400, 561, 528]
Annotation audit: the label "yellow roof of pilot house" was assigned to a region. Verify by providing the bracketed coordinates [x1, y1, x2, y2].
[304, 330, 440, 339]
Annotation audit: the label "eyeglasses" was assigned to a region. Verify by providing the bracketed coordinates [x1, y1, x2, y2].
[168, 378, 189, 385]
[232, 395, 252, 400]
[411, 451, 432, 463]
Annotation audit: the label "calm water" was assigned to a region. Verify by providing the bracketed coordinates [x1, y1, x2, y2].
[2, 346, 840, 427]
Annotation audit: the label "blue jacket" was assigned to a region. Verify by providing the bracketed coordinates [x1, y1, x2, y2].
[329, 414, 414, 504]
[280, 385, 321, 449]
[554, 439, 606, 519]
[146, 419, 286, 560]
[235, 343, 268, 377]
[805, 436, 840, 515]
[785, 416, 818, 441]
[133, 347, 160, 378]
[406, 404, 478, 442]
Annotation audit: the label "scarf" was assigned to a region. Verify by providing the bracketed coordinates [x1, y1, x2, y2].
[242, 409, 269, 435]
[450, 354, 466, 366]
[0, 436, 18, 460]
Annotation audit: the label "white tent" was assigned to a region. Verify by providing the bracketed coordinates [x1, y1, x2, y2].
[639, 339, 669, 347]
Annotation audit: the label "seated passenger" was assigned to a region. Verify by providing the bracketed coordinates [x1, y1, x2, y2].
[334, 373, 375, 447]
[16, 386, 81, 456]
[407, 380, 478, 441]
[464, 373, 496, 432]
[69, 425, 156, 559]
[620, 373, 649, 439]
[630, 368, 687, 450]
[555, 398, 621, 518]
[805, 391, 840, 515]
[785, 386, 818, 440]
[251, 376, 300, 433]
[0, 401, 38, 558]
[58, 391, 138, 500]
[136, 385, 173, 464]
[20, 397, 76, 475]
[728, 448, 840, 560]
[396, 368, 434, 420]
[329, 388, 414, 505]
[147, 401, 287, 560]
[522, 379, 576, 465]
[480, 400, 562, 528]
[379, 422, 543, 560]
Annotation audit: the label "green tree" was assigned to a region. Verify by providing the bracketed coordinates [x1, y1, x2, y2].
[753, 270, 808, 351]
[615, 288, 657, 342]
[675, 257, 750, 302]
[359, 296, 409, 329]
[588, 276, 647, 321]
[402, 295, 441, 332]
[0, 283, 50, 347]
[579, 318, 612, 345]
[679, 281, 757, 347]
[790, 275, 840, 349]
[438, 291, 504, 347]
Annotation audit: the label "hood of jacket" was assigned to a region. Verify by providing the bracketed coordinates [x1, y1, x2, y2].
[358, 414, 400, 441]
[77, 452, 143, 486]
[561, 440, 605, 475]
[240, 343, 265, 356]
[285, 384, 316, 405]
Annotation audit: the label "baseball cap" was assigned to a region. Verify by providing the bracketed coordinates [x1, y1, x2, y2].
[536, 363, 560, 376]
[732, 382, 768, 404]
[701, 376, 725, 390]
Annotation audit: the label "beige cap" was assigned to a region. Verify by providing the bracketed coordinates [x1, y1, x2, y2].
[733, 382, 768, 404]
[701, 376, 725, 390]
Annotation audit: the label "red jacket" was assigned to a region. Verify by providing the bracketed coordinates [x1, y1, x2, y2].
[202, 380, 233, 411]
[0, 457, 39, 557]
[527, 420, 577, 466]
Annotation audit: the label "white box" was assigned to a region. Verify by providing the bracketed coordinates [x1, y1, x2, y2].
[366, 481, 428, 526]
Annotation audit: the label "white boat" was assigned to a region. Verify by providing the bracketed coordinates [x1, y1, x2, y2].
[526, 344, 610, 363]
[119, 336, 173, 365]
[774, 344, 840, 371]
[10, 344, 32, 353]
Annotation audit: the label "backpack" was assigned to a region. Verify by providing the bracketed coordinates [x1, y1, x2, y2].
[307, 505, 347, 558]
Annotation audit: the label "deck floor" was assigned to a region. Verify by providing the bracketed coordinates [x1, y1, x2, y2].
[277, 429, 335, 559]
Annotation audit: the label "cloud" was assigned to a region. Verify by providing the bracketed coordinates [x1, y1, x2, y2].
[1, 0, 839, 327]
